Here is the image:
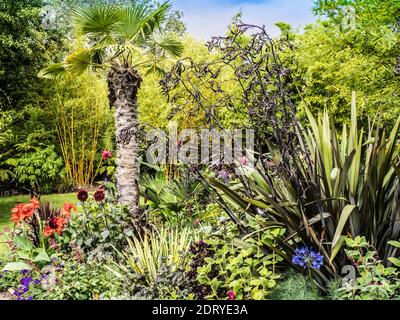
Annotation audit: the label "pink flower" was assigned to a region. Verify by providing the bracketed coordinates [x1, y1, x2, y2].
[228, 291, 235, 300]
[239, 157, 249, 166]
[102, 150, 113, 161]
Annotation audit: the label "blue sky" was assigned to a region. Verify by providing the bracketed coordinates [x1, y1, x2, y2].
[172, 0, 316, 40]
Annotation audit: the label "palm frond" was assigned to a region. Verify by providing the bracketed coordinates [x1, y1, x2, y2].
[145, 63, 167, 77]
[38, 63, 67, 79]
[113, 2, 172, 44]
[113, 4, 150, 41]
[64, 48, 101, 75]
[140, 2, 172, 37]
[73, 5, 121, 36]
[147, 33, 184, 58]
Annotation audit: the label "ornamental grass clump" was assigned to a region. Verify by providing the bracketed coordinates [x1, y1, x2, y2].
[107, 226, 196, 287]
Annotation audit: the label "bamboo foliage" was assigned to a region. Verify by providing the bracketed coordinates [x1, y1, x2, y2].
[51, 73, 111, 187]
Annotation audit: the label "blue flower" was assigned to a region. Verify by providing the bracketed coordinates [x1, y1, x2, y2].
[33, 279, 40, 285]
[20, 276, 32, 287]
[292, 246, 324, 270]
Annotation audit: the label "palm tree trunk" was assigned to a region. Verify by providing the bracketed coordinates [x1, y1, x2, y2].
[107, 62, 143, 220]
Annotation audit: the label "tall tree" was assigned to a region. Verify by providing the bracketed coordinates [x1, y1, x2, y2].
[39, 2, 183, 227]
[285, 0, 400, 125]
[0, 0, 66, 109]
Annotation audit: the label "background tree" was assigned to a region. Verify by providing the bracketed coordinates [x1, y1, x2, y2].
[0, 0, 67, 109]
[290, 22, 399, 125]
[40, 2, 183, 227]
[289, 0, 400, 125]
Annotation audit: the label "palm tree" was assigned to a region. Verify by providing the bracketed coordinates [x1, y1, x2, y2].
[39, 2, 183, 224]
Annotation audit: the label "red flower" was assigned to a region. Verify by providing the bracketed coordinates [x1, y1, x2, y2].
[10, 198, 40, 225]
[77, 189, 89, 202]
[61, 202, 77, 219]
[93, 188, 105, 202]
[44, 217, 67, 237]
[228, 291, 235, 300]
[101, 150, 113, 161]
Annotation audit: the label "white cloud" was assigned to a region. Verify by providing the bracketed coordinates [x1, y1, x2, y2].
[173, 0, 316, 41]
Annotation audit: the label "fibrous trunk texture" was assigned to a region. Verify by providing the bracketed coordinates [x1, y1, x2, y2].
[107, 63, 146, 231]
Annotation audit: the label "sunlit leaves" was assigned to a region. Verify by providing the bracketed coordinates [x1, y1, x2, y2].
[73, 6, 120, 36]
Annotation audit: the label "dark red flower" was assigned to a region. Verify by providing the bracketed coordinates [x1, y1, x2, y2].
[77, 189, 89, 202]
[44, 217, 67, 237]
[228, 291, 235, 300]
[101, 150, 113, 161]
[93, 188, 105, 202]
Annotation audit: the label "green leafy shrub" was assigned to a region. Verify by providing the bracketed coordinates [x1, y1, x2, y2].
[334, 236, 400, 300]
[66, 185, 137, 262]
[13, 146, 64, 194]
[36, 258, 122, 300]
[0, 262, 21, 292]
[196, 220, 283, 300]
[125, 263, 196, 300]
[141, 168, 222, 227]
[1, 256, 121, 300]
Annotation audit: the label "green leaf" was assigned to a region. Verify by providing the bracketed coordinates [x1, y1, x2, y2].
[2, 262, 32, 271]
[34, 249, 51, 263]
[250, 279, 261, 286]
[388, 241, 400, 249]
[65, 49, 97, 75]
[204, 257, 215, 264]
[18, 252, 32, 260]
[147, 33, 184, 58]
[73, 5, 120, 36]
[14, 236, 33, 252]
[38, 63, 67, 79]
[101, 230, 110, 240]
[330, 235, 346, 263]
[388, 257, 400, 267]
[332, 205, 357, 248]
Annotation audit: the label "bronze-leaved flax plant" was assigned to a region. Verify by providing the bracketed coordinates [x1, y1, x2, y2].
[211, 93, 400, 289]
[39, 2, 184, 233]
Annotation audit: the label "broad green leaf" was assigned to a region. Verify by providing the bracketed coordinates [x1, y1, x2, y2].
[330, 235, 346, 263]
[388, 241, 400, 248]
[14, 236, 33, 252]
[332, 205, 358, 248]
[388, 257, 400, 267]
[34, 249, 51, 263]
[2, 262, 32, 271]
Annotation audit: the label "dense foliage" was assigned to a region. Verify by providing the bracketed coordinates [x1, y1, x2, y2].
[1, 0, 400, 301]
